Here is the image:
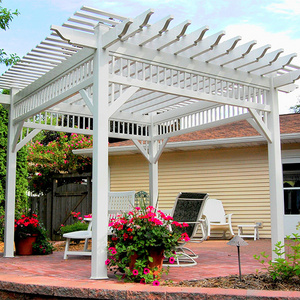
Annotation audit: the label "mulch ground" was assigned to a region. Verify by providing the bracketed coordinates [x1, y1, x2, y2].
[165, 273, 300, 291]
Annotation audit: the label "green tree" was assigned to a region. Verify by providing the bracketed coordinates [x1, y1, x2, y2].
[290, 100, 300, 113]
[290, 103, 300, 114]
[0, 0, 20, 66]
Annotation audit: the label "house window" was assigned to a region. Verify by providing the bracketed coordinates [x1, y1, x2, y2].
[283, 163, 300, 215]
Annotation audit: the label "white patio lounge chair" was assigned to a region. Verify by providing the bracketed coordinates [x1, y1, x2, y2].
[63, 191, 135, 259]
[163, 192, 209, 267]
[202, 198, 234, 239]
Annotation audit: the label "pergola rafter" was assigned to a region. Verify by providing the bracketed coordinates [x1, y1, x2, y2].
[1, 6, 299, 280]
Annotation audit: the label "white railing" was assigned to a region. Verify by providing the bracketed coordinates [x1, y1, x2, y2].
[156, 104, 249, 136]
[14, 57, 94, 120]
[109, 119, 150, 140]
[109, 54, 269, 107]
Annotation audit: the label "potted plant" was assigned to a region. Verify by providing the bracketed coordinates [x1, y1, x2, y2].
[106, 205, 190, 285]
[15, 214, 54, 255]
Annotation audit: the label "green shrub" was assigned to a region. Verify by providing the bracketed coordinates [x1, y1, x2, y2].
[59, 221, 88, 235]
[32, 223, 55, 255]
[254, 233, 300, 281]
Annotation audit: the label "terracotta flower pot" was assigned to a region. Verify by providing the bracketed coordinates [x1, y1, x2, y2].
[15, 235, 37, 255]
[129, 247, 164, 277]
[148, 247, 164, 277]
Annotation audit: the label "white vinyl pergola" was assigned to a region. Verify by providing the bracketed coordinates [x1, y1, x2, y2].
[1, 6, 300, 279]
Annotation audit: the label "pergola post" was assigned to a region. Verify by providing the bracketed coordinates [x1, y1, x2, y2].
[90, 24, 109, 279]
[149, 160, 159, 208]
[149, 114, 159, 208]
[267, 83, 285, 260]
[4, 88, 18, 257]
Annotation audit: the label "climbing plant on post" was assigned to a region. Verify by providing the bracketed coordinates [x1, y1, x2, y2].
[0, 104, 28, 240]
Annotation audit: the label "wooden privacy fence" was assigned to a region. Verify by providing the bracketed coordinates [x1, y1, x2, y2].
[30, 173, 92, 240]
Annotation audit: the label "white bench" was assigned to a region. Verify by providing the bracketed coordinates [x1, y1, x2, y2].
[237, 224, 260, 240]
[63, 191, 135, 259]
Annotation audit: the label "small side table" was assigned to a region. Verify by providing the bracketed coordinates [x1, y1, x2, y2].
[237, 224, 259, 240]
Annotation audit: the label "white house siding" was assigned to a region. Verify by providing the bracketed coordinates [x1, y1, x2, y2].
[109, 144, 299, 238]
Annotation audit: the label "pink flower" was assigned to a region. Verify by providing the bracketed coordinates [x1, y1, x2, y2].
[108, 247, 117, 255]
[169, 257, 175, 264]
[105, 259, 111, 265]
[132, 269, 138, 276]
[140, 278, 146, 284]
[143, 268, 150, 274]
[153, 280, 160, 286]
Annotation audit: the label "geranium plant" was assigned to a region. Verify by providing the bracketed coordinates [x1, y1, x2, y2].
[15, 214, 54, 255]
[106, 205, 190, 285]
[15, 214, 40, 239]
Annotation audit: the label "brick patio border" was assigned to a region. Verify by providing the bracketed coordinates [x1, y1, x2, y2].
[0, 279, 300, 299]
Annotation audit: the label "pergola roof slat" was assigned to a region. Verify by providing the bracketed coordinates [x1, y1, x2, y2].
[68, 16, 99, 28]
[74, 11, 121, 26]
[5, 70, 41, 79]
[62, 22, 95, 34]
[31, 48, 72, 59]
[80, 6, 127, 21]
[131, 15, 174, 46]
[212, 40, 257, 66]
[169, 26, 210, 55]
[10, 65, 46, 74]
[179, 30, 226, 58]
[252, 53, 297, 76]
[224, 44, 271, 69]
[195, 36, 242, 62]
[238, 49, 284, 73]
[36, 44, 77, 55]
[147, 20, 192, 51]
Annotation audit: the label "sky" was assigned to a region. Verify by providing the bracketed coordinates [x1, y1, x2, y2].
[1, 0, 299, 114]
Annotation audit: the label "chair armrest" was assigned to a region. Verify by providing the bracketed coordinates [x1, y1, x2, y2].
[225, 213, 233, 222]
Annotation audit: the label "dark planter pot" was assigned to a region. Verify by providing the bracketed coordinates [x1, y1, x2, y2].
[15, 235, 38, 255]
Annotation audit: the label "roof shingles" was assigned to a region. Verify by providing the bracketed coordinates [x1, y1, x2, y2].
[109, 113, 300, 147]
